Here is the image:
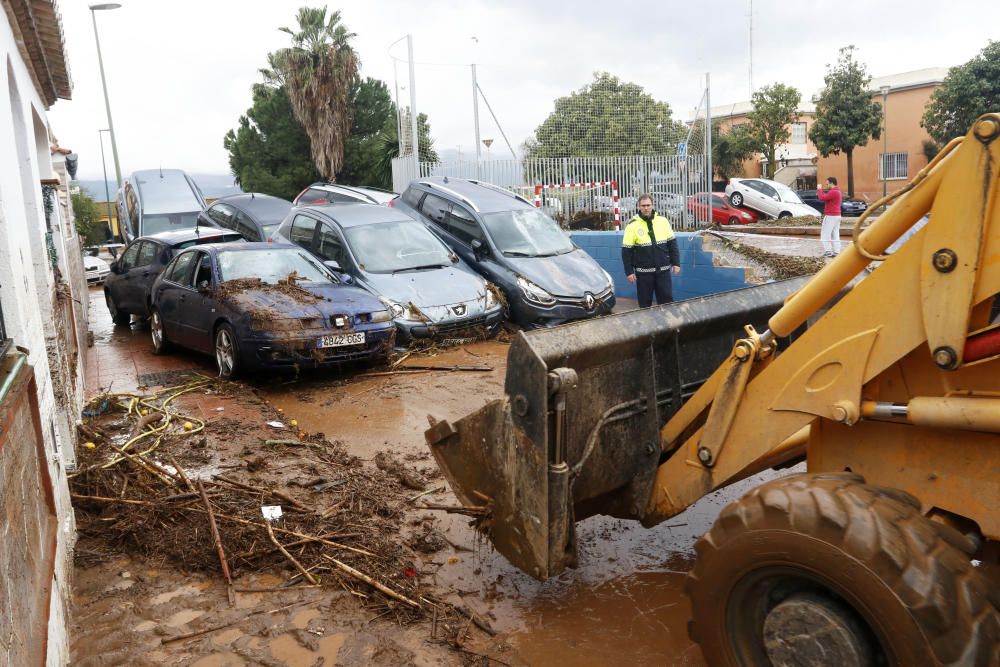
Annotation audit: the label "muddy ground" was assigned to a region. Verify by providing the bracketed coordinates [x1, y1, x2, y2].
[72, 288, 785, 666]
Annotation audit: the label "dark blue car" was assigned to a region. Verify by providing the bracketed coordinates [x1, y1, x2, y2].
[149, 242, 395, 378]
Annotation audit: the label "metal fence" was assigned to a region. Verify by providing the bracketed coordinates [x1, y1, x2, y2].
[392, 153, 714, 230]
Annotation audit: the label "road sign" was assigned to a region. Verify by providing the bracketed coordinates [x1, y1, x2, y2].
[677, 142, 687, 162]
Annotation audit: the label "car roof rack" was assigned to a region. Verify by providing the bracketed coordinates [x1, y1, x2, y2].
[465, 179, 532, 206]
[418, 181, 480, 212]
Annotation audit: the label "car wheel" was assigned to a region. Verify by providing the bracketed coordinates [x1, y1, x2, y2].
[214, 323, 240, 380]
[728, 216, 740, 226]
[106, 291, 130, 326]
[729, 192, 743, 207]
[150, 308, 171, 355]
[778, 211, 793, 219]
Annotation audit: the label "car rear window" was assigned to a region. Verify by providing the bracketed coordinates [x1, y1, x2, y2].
[171, 233, 244, 253]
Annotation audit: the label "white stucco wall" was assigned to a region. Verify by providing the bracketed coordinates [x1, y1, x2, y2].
[1, 11, 79, 667]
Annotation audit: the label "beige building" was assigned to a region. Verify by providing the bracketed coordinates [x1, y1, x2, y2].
[817, 68, 947, 202]
[709, 67, 948, 201]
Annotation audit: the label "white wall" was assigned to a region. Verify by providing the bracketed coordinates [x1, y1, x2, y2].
[1, 13, 80, 667]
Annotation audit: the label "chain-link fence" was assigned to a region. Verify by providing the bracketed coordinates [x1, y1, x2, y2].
[391, 69, 716, 230]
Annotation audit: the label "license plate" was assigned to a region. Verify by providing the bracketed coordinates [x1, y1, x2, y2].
[317, 332, 365, 348]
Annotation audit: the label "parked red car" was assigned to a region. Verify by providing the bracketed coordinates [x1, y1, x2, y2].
[688, 192, 759, 225]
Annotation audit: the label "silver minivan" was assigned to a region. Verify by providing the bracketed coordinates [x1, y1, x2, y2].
[116, 169, 208, 242]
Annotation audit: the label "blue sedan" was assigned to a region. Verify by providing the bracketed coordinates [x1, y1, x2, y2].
[149, 242, 395, 378]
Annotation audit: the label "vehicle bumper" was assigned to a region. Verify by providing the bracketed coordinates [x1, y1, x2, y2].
[86, 271, 110, 285]
[394, 306, 505, 345]
[511, 291, 616, 328]
[243, 326, 395, 370]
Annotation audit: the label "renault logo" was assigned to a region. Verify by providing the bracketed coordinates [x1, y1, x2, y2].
[584, 293, 595, 310]
[451, 304, 467, 316]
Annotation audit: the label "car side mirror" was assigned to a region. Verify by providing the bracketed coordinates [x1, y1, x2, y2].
[339, 273, 353, 285]
[109, 261, 120, 274]
[471, 239, 488, 260]
[197, 280, 211, 292]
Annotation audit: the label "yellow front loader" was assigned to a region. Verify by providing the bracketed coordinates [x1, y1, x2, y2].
[425, 115, 1000, 665]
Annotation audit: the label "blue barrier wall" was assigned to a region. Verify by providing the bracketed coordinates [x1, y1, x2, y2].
[570, 231, 749, 301]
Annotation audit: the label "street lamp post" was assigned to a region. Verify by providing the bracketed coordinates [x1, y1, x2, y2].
[98, 129, 116, 241]
[881, 84, 890, 200]
[90, 3, 123, 188]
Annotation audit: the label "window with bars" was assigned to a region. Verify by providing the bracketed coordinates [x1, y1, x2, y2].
[790, 122, 807, 144]
[879, 152, 908, 180]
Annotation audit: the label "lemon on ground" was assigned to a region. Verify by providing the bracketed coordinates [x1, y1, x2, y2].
[83, 442, 96, 449]
[290, 419, 298, 427]
[183, 421, 194, 431]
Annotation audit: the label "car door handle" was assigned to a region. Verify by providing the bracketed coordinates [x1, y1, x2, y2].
[142, 271, 150, 277]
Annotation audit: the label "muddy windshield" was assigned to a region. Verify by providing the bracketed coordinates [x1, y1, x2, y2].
[344, 221, 454, 273]
[217, 248, 333, 284]
[481, 209, 574, 257]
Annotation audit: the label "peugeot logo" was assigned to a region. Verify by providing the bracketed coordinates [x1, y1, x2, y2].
[584, 293, 595, 310]
[451, 304, 467, 316]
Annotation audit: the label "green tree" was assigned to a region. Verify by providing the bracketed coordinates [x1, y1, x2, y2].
[712, 123, 755, 182]
[224, 84, 321, 200]
[71, 191, 107, 246]
[745, 83, 802, 179]
[809, 46, 883, 197]
[524, 72, 683, 158]
[374, 111, 440, 178]
[270, 7, 359, 181]
[338, 78, 399, 189]
[923, 41, 1000, 144]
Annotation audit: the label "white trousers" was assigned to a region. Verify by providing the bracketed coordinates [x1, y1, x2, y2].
[821, 215, 842, 253]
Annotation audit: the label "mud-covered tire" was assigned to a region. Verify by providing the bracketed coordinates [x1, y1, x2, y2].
[106, 291, 130, 326]
[149, 308, 171, 355]
[214, 323, 240, 380]
[686, 473, 1000, 666]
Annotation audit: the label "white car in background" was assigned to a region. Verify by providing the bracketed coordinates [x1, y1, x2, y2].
[83, 255, 111, 285]
[725, 178, 820, 220]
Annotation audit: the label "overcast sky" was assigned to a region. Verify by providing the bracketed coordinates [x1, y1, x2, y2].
[47, 0, 999, 181]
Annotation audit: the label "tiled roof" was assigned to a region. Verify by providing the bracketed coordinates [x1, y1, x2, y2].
[1, 0, 72, 107]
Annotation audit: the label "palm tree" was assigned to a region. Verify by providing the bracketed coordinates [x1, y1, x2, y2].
[270, 7, 359, 181]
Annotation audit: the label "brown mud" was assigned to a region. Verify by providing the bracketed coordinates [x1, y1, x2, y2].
[73, 293, 785, 665]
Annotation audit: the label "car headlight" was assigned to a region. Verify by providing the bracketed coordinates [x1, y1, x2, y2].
[484, 286, 497, 308]
[370, 309, 392, 323]
[378, 296, 406, 319]
[516, 276, 556, 306]
[741, 212, 752, 219]
[600, 268, 614, 290]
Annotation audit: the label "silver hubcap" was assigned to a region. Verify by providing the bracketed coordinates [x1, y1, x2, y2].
[216, 329, 234, 375]
[151, 313, 162, 348]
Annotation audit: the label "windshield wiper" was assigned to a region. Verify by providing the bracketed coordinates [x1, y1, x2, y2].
[392, 263, 448, 274]
[503, 251, 535, 257]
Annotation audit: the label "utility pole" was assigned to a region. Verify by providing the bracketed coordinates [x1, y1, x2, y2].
[472, 64, 482, 163]
[407, 35, 419, 170]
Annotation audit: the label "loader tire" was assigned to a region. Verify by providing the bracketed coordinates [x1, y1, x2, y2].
[685, 473, 1000, 667]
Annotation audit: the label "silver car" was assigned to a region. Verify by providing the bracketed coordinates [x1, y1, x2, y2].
[272, 203, 504, 345]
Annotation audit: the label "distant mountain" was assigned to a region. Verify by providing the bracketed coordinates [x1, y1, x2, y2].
[75, 173, 244, 203]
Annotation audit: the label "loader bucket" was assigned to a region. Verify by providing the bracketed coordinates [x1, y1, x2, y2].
[425, 277, 812, 579]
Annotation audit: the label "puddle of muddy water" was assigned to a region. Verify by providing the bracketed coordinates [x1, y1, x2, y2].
[165, 608, 206, 627]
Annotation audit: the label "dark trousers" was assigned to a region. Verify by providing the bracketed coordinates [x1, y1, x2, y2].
[636, 270, 673, 308]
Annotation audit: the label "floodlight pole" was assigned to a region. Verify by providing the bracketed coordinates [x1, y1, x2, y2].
[407, 35, 419, 172]
[90, 3, 123, 187]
